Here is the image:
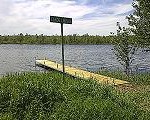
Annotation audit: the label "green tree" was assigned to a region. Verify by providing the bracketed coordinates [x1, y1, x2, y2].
[18, 33, 24, 43]
[114, 22, 137, 75]
[127, 0, 150, 47]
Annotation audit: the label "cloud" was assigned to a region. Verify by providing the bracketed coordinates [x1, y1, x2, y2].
[0, 0, 13, 16]
[0, 0, 133, 35]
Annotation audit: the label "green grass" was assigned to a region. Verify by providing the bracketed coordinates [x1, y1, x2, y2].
[97, 70, 150, 114]
[0, 71, 149, 119]
[97, 70, 150, 85]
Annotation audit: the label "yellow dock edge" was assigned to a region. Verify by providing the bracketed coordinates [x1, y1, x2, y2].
[36, 59, 129, 86]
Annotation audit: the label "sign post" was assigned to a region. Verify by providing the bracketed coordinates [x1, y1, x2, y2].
[61, 23, 65, 73]
[50, 16, 72, 79]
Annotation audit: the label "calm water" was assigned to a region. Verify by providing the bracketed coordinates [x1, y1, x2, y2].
[0, 44, 150, 76]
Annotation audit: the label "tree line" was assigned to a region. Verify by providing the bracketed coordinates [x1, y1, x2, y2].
[0, 33, 137, 45]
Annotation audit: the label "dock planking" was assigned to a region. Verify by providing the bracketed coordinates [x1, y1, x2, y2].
[36, 59, 129, 85]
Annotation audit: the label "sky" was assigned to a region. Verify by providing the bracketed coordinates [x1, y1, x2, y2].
[0, 0, 133, 36]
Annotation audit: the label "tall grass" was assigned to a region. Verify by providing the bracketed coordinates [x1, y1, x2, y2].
[0, 71, 149, 119]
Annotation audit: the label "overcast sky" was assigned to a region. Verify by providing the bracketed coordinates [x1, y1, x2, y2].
[0, 0, 133, 35]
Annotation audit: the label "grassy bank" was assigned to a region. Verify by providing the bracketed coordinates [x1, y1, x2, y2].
[97, 70, 150, 85]
[97, 70, 150, 114]
[0, 71, 150, 119]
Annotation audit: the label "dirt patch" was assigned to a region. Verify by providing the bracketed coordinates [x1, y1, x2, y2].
[115, 83, 150, 92]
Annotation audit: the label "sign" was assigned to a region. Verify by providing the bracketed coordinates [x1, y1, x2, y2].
[50, 15, 72, 80]
[50, 16, 72, 24]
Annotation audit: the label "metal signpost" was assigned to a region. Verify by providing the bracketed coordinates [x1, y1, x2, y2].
[50, 16, 72, 79]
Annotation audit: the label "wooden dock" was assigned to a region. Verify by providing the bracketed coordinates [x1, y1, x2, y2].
[36, 59, 129, 85]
